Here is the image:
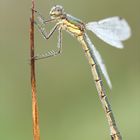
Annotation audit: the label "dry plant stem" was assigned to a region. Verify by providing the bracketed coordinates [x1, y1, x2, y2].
[30, 0, 40, 140]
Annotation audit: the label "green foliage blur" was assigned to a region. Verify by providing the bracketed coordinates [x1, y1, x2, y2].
[0, 0, 139, 140]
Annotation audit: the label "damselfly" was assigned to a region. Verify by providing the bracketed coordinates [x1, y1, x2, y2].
[33, 5, 131, 140]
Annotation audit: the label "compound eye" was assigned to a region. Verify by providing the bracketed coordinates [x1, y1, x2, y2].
[57, 8, 61, 12]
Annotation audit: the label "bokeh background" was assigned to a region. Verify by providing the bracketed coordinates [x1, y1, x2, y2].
[0, 0, 140, 140]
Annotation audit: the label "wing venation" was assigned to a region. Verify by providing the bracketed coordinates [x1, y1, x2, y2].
[86, 16, 131, 48]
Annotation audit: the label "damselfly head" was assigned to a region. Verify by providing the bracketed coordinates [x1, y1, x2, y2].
[50, 5, 64, 19]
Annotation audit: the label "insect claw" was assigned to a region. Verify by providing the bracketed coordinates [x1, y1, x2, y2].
[31, 8, 37, 13]
[34, 20, 38, 25]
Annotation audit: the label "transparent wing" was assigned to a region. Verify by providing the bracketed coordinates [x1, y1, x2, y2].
[86, 16, 131, 48]
[85, 34, 112, 89]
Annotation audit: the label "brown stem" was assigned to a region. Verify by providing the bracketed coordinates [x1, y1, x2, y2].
[30, 0, 40, 140]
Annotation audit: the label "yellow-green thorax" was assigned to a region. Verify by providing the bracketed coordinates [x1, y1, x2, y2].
[59, 14, 85, 37]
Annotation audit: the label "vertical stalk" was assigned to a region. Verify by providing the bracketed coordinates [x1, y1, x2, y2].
[30, 0, 40, 140]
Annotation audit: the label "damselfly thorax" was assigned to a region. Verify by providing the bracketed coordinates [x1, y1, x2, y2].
[58, 16, 85, 37]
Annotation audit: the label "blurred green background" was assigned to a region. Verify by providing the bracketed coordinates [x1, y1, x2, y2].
[0, 0, 140, 140]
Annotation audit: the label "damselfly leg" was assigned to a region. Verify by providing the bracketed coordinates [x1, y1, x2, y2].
[33, 10, 62, 60]
[33, 27, 62, 60]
